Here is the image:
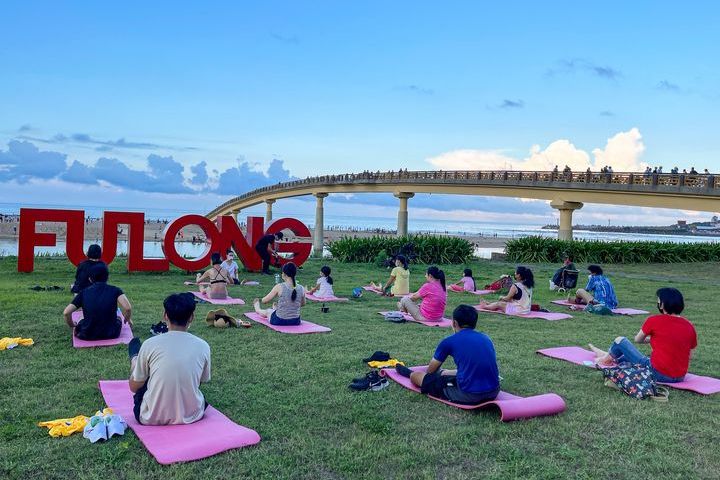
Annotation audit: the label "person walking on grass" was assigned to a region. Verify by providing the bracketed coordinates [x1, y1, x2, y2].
[63, 263, 133, 340]
[253, 262, 305, 326]
[398, 266, 447, 322]
[588, 288, 696, 383]
[128, 293, 211, 425]
[395, 305, 500, 405]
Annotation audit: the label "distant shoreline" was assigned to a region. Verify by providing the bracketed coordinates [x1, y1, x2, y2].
[541, 224, 720, 237]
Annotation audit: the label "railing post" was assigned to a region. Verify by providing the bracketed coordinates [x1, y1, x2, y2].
[628, 173, 634, 185]
[708, 175, 715, 189]
[678, 175, 685, 187]
[652, 173, 658, 186]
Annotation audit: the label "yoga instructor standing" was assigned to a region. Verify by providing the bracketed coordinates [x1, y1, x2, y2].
[255, 232, 284, 275]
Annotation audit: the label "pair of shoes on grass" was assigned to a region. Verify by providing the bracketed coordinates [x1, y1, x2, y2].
[349, 370, 389, 392]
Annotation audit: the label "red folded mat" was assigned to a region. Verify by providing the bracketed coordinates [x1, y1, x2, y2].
[99, 380, 261, 464]
[537, 346, 720, 395]
[381, 366, 566, 421]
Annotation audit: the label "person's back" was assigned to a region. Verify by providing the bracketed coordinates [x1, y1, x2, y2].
[72, 281, 123, 340]
[276, 282, 305, 320]
[643, 314, 697, 378]
[436, 328, 500, 396]
[132, 331, 211, 425]
[316, 276, 334, 297]
[418, 280, 447, 321]
[587, 274, 618, 309]
[508, 282, 532, 314]
[461, 276, 475, 292]
[72, 259, 106, 293]
[391, 266, 409, 295]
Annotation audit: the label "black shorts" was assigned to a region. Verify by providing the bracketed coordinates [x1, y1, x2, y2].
[420, 371, 499, 405]
[133, 382, 209, 425]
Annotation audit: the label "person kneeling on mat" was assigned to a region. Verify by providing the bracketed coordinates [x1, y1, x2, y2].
[128, 293, 211, 425]
[253, 262, 305, 326]
[63, 263, 133, 340]
[395, 305, 500, 405]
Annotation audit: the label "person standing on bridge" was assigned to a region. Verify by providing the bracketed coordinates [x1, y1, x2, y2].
[255, 232, 284, 275]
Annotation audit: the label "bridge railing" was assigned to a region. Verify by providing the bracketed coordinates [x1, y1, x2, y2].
[211, 169, 718, 214]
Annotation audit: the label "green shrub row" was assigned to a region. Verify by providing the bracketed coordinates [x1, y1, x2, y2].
[505, 236, 720, 263]
[327, 235, 474, 264]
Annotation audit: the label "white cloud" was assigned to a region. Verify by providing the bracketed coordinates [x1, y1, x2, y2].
[427, 128, 648, 172]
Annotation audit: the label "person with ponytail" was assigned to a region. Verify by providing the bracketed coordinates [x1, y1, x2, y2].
[398, 265, 447, 322]
[449, 268, 477, 293]
[307, 265, 335, 298]
[480, 266, 534, 314]
[253, 262, 305, 326]
[371, 254, 410, 296]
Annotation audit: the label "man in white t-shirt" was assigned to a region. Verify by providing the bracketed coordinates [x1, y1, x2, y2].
[221, 250, 240, 284]
[128, 293, 211, 425]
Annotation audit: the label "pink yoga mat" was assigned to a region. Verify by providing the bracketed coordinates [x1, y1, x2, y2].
[306, 294, 349, 302]
[474, 306, 572, 321]
[378, 311, 452, 328]
[190, 291, 245, 305]
[537, 346, 720, 395]
[362, 286, 409, 297]
[449, 285, 497, 295]
[185, 281, 260, 286]
[550, 300, 649, 316]
[243, 312, 331, 334]
[381, 366, 566, 421]
[71, 310, 133, 348]
[99, 380, 261, 464]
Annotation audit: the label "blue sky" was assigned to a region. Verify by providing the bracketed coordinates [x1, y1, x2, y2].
[1, 1, 719, 225]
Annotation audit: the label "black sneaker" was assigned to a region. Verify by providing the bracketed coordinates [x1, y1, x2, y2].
[128, 337, 142, 359]
[363, 351, 391, 363]
[150, 321, 168, 336]
[369, 375, 389, 392]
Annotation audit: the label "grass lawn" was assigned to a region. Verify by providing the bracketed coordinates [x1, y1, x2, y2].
[1, 256, 719, 479]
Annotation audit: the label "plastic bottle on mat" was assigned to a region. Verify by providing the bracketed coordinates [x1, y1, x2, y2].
[275, 273, 281, 284]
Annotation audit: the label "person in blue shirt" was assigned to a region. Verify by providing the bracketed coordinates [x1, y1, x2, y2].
[574, 264, 618, 309]
[395, 304, 500, 405]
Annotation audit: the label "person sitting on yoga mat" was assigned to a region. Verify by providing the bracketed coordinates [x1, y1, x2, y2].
[370, 255, 410, 296]
[479, 266, 534, 315]
[588, 287, 697, 383]
[221, 250, 240, 285]
[128, 293, 211, 425]
[63, 263, 133, 340]
[549, 254, 576, 291]
[255, 232, 284, 275]
[395, 304, 500, 405]
[449, 268, 476, 292]
[196, 252, 232, 299]
[71, 244, 105, 294]
[398, 266, 447, 322]
[253, 262, 305, 326]
[573, 264, 618, 309]
[307, 265, 334, 298]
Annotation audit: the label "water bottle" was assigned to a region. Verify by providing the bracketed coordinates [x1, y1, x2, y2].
[274, 273, 281, 284]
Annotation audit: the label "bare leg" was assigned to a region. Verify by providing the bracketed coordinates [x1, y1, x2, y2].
[480, 301, 507, 312]
[253, 298, 273, 318]
[409, 371, 425, 388]
[575, 288, 593, 305]
[588, 343, 613, 366]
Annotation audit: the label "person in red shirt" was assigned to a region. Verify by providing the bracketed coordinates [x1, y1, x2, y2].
[588, 287, 697, 382]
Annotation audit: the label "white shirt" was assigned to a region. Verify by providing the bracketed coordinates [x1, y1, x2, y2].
[131, 331, 211, 425]
[221, 260, 239, 279]
[315, 276, 334, 297]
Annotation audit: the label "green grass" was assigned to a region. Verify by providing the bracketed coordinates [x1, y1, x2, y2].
[1, 257, 719, 479]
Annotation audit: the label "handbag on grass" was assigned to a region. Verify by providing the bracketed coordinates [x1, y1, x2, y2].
[600, 363, 669, 402]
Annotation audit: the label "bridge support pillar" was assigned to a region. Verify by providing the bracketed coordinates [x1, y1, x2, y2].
[313, 193, 328, 257]
[550, 200, 583, 241]
[394, 192, 415, 236]
[265, 200, 275, 223]
[230, 209, 240, 223]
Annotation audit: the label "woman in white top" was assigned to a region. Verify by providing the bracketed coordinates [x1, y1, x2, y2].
[307, 265, 334, 298]
[479, 266, 534, 314]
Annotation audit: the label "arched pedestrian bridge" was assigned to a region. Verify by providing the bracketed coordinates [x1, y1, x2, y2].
[207, 169, 720, 252]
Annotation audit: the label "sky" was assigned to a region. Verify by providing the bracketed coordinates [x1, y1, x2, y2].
[1, 1, 719, 226]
